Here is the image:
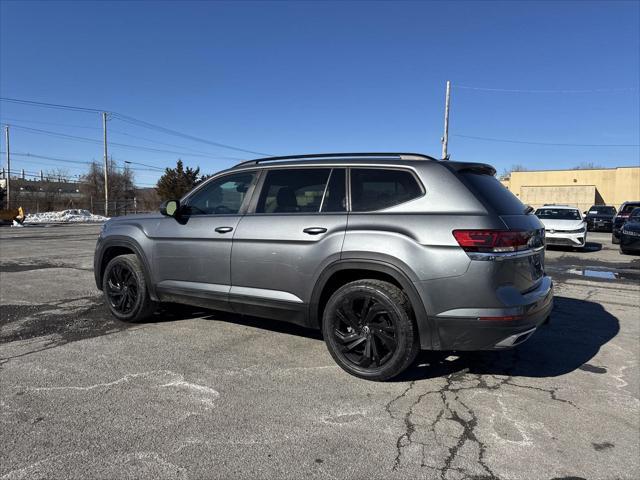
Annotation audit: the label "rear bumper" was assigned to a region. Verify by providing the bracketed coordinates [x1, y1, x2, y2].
[432, 275, 553, 351]
[586, 219, 612, 231]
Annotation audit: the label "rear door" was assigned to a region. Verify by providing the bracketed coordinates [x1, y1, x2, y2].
[230, 167, 347, 324]
[150, 171, 257, 310]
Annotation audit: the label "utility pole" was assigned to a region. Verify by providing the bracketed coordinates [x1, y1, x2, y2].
[102, 112, 109, 216]
[4, 126, 10, 209]
[441, 80, 451, 160]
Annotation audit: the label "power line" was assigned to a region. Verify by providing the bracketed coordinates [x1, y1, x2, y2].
[111, 113, 270, 156]
[0, 117, 243, 160]
[0, 97, 103, 113]
[1, 123, 241, 160]
[452, 133, 640, 147]
[0, 150, 167, 172]
[453, 85, 638, 94]
[0, 96, 270, 156]
[0, 117, 101, 130]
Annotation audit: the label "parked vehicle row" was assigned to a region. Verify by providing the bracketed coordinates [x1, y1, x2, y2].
[532, 201, 640, 255]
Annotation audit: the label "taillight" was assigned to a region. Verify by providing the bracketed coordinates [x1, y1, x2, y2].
[453, 230, 532, 253]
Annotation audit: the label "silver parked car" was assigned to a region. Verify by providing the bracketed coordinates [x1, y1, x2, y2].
[94, 153, 553, 380]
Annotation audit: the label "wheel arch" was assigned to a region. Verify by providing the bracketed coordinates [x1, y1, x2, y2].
[309, 260, 435, 350]
[96, 236, 158, 301]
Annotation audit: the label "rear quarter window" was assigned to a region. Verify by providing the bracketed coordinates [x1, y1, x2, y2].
[350, 168, 423, 212]
[459, 172, 526, 215]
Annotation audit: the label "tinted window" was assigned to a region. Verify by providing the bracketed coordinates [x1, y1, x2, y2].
[256, 169, 331, 214]
[350, 169, 422, 212]
[185, 172, 255, 215]
[460, 172, 526, 215]
[630, 208, 640, 219]
[587, 206, 616, 215]
[321, 169, 346, 213]
[621, 203, 640, 214]
[534, 208, 581, 220]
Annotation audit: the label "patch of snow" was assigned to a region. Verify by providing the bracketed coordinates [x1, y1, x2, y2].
[23, 209, 109, 224]
[11, 220, 24, 227]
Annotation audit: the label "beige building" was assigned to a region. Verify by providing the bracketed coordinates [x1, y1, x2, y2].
[500, 166, 640, 212]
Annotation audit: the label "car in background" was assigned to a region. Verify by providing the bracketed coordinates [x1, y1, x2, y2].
[620, 207, 640, 255]
[535, 205, 587, 249]
[612, 201, 640, 244]
[584, 205, 616, 232]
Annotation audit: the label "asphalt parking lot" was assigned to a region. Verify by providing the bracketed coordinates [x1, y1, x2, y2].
[1, 224, 638, 480]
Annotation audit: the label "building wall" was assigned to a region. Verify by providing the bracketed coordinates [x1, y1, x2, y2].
[502, 167, 640, 211]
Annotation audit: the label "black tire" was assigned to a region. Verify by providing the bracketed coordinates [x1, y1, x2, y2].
[612, 235, 620, 244]
[102, 254, 157, 322]
[322, 279, 419, 381]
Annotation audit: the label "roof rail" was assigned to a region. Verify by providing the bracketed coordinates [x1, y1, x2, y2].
[232, 152, 437, 168]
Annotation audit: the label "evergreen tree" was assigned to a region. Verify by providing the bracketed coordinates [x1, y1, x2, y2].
[156, 159, 200, 200]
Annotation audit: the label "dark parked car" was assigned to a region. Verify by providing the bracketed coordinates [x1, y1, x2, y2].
[613, 201, 640, 244]
[620, 208, 640, 254]
[94, 152, 552, 381]
[584, 205, 616, 232]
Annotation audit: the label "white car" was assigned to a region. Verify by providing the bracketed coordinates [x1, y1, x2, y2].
[535, 205, 587, 249]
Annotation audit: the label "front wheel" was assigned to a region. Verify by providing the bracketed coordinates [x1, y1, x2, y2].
[322, 280, 419, 381]
[102, 254, 157, 322]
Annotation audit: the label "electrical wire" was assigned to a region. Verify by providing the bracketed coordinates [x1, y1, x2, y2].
[0, 96, 270, 156]
[453, 85, 638, 94]
[452, 134, 640, 147]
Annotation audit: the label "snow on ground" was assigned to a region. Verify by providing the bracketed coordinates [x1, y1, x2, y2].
[22, 209, 109, 225]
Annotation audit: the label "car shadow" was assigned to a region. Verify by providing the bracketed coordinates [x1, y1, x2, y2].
[150, 303, 323, 341]
[145, 296, 618, 381]
[395, 295, 620, 381]
[547, 241, 602, 253]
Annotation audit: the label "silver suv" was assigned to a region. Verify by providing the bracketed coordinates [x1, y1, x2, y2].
[94, 153, 553, 380]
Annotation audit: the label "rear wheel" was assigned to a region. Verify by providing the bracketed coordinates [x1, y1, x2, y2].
[103, 254, 157, 322]
[322, 280, 419, 381]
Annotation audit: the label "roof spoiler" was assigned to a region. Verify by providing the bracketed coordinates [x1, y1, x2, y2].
[443, 161, 497, 176]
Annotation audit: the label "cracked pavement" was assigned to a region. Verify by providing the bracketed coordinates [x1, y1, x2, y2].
[1, 225, 638, 479]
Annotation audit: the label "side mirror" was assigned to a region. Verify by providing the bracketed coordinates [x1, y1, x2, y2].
[160, 199, 180, 217]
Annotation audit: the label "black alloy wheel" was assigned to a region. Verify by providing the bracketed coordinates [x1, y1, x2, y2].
[105, 262, 139, 315]
[322, 279, 419, 381]
[102, 254, 156, 322]
[333, 294, 398, 368]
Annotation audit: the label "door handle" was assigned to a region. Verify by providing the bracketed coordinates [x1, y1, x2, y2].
[215, 226, 234, 234]
[303, 227, 327, 235]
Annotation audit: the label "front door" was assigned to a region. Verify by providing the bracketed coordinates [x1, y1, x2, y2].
[231, 167, 347, 324]
[151, 171, 257, 310]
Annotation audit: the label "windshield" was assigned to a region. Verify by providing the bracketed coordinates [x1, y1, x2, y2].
[535, 208, 581, 220]
[587, 206, 616, 215]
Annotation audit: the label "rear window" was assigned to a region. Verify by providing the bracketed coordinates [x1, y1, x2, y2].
[588, 206, 616, 215]
[459, 172, 526, 215]
[350, 169, 422, 212]
[621, 203, 640, 214]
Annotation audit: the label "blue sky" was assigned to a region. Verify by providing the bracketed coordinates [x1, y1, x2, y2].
[1, 0, 638, 186]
